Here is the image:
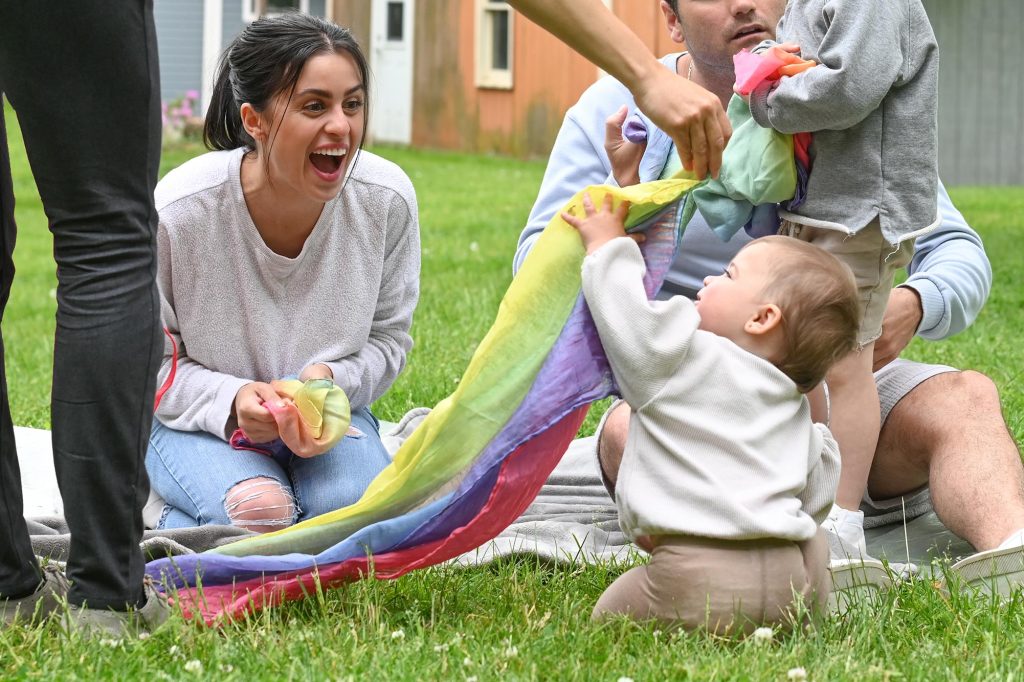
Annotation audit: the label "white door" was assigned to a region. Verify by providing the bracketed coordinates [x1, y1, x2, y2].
[370, 0, 415, 144]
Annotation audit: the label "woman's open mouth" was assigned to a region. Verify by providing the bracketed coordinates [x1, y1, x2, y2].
[309, 147, 347, 180]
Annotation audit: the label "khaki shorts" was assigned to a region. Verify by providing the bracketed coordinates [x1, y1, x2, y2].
[592, 531, 829, 634]
[778, 218, 914, 347]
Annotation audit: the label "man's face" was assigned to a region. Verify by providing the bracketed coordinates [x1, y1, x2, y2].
[665, 0, 786, 69]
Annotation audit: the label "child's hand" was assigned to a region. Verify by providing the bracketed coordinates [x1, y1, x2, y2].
[604, 105, 645, 187]
[561, 191, 639, 255]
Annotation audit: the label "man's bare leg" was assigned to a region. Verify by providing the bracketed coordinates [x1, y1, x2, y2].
[868, 370, 1024, 552]
[597, 402, 631, 491]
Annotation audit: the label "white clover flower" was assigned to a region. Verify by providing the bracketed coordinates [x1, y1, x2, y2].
[391, 629, 406, 640]
[504, 645, 518, 658]
[752, 627, 774, 644]
[469, 242, 480, 253]
[169, 645, 181, 657]
[99, 638, 122, 648]
[466, 677, 478, 682]
[184, 660, 203, 674]
[218, 664, 235, 673]
[787, 667, 807, 681]
[617, 677, 635, 682]
[463, 657, 474, 667]
[434, 643, 450, 653]
[137, 632, 151, 641]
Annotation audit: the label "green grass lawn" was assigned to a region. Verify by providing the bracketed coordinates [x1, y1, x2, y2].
[3, 101, 1024, 679]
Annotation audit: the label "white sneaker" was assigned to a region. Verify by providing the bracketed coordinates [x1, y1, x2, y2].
[822, 504, 868, 556]
[948, 543, 1024, 599]
[822, 507, 891, 613]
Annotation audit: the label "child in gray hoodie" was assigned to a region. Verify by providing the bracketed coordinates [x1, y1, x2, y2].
[745, 0, 940, 563]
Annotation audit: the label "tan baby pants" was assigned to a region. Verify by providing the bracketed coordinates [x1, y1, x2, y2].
[592, 530, 830, 634]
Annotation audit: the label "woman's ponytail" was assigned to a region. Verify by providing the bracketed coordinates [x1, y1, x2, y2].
[202, 54, 252, 151]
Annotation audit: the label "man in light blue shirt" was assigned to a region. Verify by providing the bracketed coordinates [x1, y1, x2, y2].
[516, 0, 1024, 591]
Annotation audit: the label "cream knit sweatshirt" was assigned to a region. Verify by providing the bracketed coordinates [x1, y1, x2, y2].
[582, 238, 839, 542]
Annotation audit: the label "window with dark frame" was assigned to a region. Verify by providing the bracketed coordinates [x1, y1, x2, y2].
[387, 2, 404, 42]
[477, 0, 513, 89]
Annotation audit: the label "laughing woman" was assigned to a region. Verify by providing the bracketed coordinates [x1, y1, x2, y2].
[147, 14, 419, 532]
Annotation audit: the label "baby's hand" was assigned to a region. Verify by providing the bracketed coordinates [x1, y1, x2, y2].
[561, 191, 638, 255]
[604, 104, 645, 187]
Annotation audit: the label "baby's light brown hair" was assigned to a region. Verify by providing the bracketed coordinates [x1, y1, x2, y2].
[749, 236, 861, 393]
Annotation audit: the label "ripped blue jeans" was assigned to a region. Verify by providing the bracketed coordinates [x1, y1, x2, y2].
[145, 407, 390, 530]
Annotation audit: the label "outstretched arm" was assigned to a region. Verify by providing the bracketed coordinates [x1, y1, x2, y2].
[508, 0, 730, 179]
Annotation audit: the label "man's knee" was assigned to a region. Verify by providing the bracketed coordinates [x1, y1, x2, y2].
[223, 477, 297, 533]
[598, 402, 630, 489]
[887, 370, 1003, 452]
[948, 370, 1001, 409]
[915, 370, 1002, 426]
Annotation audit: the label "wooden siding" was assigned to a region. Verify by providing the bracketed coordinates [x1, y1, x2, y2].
[332, 0, 680, 157]
[613, 1, 682, 61]
[154, 0, 205, 104]
[331, 2, 372, 51]
[409, 0, 669, 157]
[924, 0, 1022, 186]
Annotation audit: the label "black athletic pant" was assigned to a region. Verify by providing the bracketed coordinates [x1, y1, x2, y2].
[0, 0, 162, 610]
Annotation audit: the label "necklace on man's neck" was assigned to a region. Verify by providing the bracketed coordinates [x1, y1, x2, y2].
[687, 56, 694, 82]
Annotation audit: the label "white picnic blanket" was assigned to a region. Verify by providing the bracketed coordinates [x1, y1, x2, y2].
[18, 410, 973, 565]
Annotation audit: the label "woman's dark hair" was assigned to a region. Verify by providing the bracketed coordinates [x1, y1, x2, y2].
[204, 13, 370, 153]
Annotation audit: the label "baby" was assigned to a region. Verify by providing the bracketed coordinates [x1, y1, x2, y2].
[563, 193, 860, 632]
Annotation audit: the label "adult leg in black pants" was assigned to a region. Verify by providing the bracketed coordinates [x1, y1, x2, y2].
[0, 0, 164, 627]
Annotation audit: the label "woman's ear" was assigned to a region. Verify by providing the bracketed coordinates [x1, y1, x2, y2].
[745, 303, 783, 336]
[239, 102, 266, 143]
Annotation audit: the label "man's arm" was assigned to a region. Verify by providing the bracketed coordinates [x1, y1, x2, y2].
[513, 62, 679, 274]
[508, 0, 729, 178]
[873, 181, 992, 369]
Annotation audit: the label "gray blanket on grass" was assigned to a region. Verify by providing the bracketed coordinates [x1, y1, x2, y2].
[26, 410, 974, 567]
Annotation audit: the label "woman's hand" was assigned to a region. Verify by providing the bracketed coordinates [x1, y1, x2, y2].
[299, 363, 334, 382]
[234, 382, 286, 443]
[562, 191, 638, 255]
[605, 104, 645, 187]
